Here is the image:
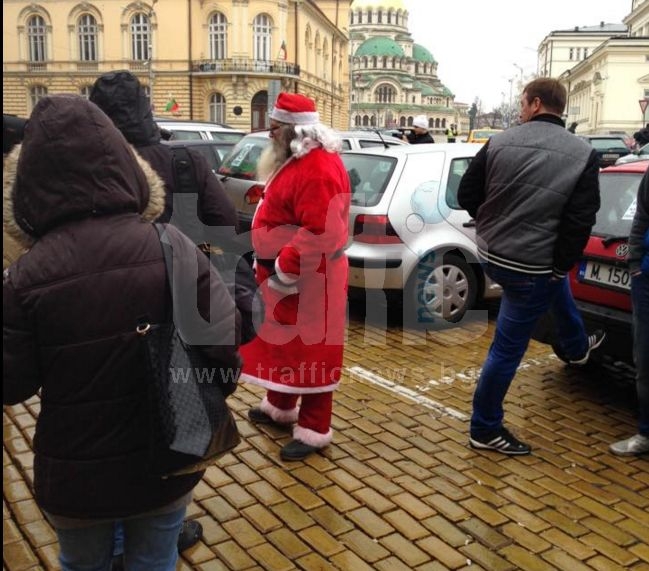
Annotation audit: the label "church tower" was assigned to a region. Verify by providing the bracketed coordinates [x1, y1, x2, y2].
[349, 0, 462, 134]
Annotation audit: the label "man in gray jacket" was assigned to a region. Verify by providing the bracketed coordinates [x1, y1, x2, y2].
[458, 78, 605, 455]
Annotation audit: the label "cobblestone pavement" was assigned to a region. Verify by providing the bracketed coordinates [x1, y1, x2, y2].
[4, 302, 648, 571]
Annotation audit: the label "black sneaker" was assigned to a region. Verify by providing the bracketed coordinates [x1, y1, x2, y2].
[568, 329, 606, 365]
[248, 407, 293, 429]
[177, 520, 203, 552]
[280, 439, 320, 461]
[248, 407, 275, 424]
[469, 427, 531, 455]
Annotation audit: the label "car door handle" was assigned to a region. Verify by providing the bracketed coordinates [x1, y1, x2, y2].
[463, 220, 476, 228]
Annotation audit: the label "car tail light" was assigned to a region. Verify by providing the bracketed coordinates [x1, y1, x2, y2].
[245, 184, 265, 205]
[353, 214, 402, 244]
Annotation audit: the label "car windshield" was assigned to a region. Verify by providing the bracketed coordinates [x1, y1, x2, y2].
[342, 154, 398, 207]
[588, 138, 628, 151]
[191, 143, 234, 172]
[208, 131, 246, 143]
[218, 136, 269, 179]
[472, 131, 498, 140]
[593, 172, 643, 237]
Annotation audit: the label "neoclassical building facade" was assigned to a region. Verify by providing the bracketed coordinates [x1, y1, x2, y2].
[2, 0, 351, 131]
[349, 0, 467, 134]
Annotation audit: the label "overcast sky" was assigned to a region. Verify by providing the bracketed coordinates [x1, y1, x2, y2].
[402, 0, 631, 110]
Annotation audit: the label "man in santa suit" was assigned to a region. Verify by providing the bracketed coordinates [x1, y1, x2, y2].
[240, 92, 350, 461]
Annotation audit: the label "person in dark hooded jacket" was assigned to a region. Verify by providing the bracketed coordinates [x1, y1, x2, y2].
[89, 70, 239, 248]
[90, 71, 241, 555]
[3, 95, 241, 571]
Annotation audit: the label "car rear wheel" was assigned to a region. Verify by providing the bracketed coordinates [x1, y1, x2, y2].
[404, 252, 478, 326]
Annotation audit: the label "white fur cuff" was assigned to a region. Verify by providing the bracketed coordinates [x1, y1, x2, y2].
[274, 258, 299, 285]
[294, 425, 333, 448]
[259, 396, 299, 424]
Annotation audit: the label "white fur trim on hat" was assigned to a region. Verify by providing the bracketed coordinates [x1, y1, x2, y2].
[259, 396, 299, 424]
[413, 115, 428, 129]
[293, 425, 333, 448]
[270, 107, 320, 125]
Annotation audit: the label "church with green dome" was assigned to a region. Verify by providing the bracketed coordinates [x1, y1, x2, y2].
[349, 0, 467, 135]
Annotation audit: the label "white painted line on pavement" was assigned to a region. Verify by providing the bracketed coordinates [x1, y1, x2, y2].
[346, 366, 469, 421]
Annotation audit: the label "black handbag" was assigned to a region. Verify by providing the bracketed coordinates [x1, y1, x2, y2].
[138, 224, 241, 477]
[205, 248, 263, 345]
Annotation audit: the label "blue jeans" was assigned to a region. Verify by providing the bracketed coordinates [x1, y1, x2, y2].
[471, 265, 588, 437]
[56, 507, 186, 571]
[632, 273, 649, 436]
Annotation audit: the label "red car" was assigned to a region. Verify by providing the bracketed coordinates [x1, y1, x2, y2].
[535, 160, 648, 365]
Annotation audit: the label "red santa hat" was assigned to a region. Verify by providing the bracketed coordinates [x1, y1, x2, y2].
[269, 93, 320, 125]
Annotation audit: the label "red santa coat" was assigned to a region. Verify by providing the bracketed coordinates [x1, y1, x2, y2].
[240, 147, 350, 393]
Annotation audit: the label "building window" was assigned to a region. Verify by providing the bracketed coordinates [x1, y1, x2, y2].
[28, 15, 47, 62]
[208, 12, 227, 60]
[209, 93, 226, 124]
[569, 47, 574, 60]
[253, 14, 272, 61]
[375, 83, 396, 103]
[30, 85, 48, 109]
[583, 48, 588, 59]
[576, 47, 581, 60]
[80, 85, 92, 99]
[78, 14, 98, 61]
[131, 13, 150, 61]
[378, 11, 382, 23]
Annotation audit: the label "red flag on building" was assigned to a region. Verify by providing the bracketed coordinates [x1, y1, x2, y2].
[164, 98, 179, 113]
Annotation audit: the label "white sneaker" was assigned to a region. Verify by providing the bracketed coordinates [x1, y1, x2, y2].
[568, 330, 606, 365]
[609, 434, 649, 456]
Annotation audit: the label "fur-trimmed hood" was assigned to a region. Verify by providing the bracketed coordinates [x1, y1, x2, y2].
[3, 95, 165, 264]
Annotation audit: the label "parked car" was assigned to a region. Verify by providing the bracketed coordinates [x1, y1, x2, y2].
[534, 160, 648, 366]
[155, 118, 245, 144]
[217, 129, 407, 233]
[578, 134, 630, 168]
[162, 139, 235, 173]
[342, 143, 501, 324]
[615, 142, 649, 165]
[466, 129, 503, 144]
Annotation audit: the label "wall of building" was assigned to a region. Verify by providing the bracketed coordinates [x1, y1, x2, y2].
[2, 0, 350, 130]
[562, 39, 649, 134]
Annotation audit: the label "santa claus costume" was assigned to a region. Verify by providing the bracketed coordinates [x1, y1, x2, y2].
[239, 93, 350, 460]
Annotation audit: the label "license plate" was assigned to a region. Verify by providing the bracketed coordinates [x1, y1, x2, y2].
[602, 153, 619, 159]
[578, 260, 630, 291]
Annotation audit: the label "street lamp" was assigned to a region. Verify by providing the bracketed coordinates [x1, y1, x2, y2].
[513, 63, 524, 85]
[508, 77, 514, 128]
[148, 0, 158, 110]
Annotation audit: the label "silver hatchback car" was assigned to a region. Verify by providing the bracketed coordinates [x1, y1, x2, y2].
[217, 130, 406, 233]
[342, 143, 501, 324]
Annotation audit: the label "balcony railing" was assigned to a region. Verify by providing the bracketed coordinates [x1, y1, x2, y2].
[192, 58, 300, 77]
[76, 62, 98, 71]
[28, 62, 48, 72]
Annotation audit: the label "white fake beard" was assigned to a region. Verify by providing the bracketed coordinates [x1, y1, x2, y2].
[257, 141, 289, 182]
